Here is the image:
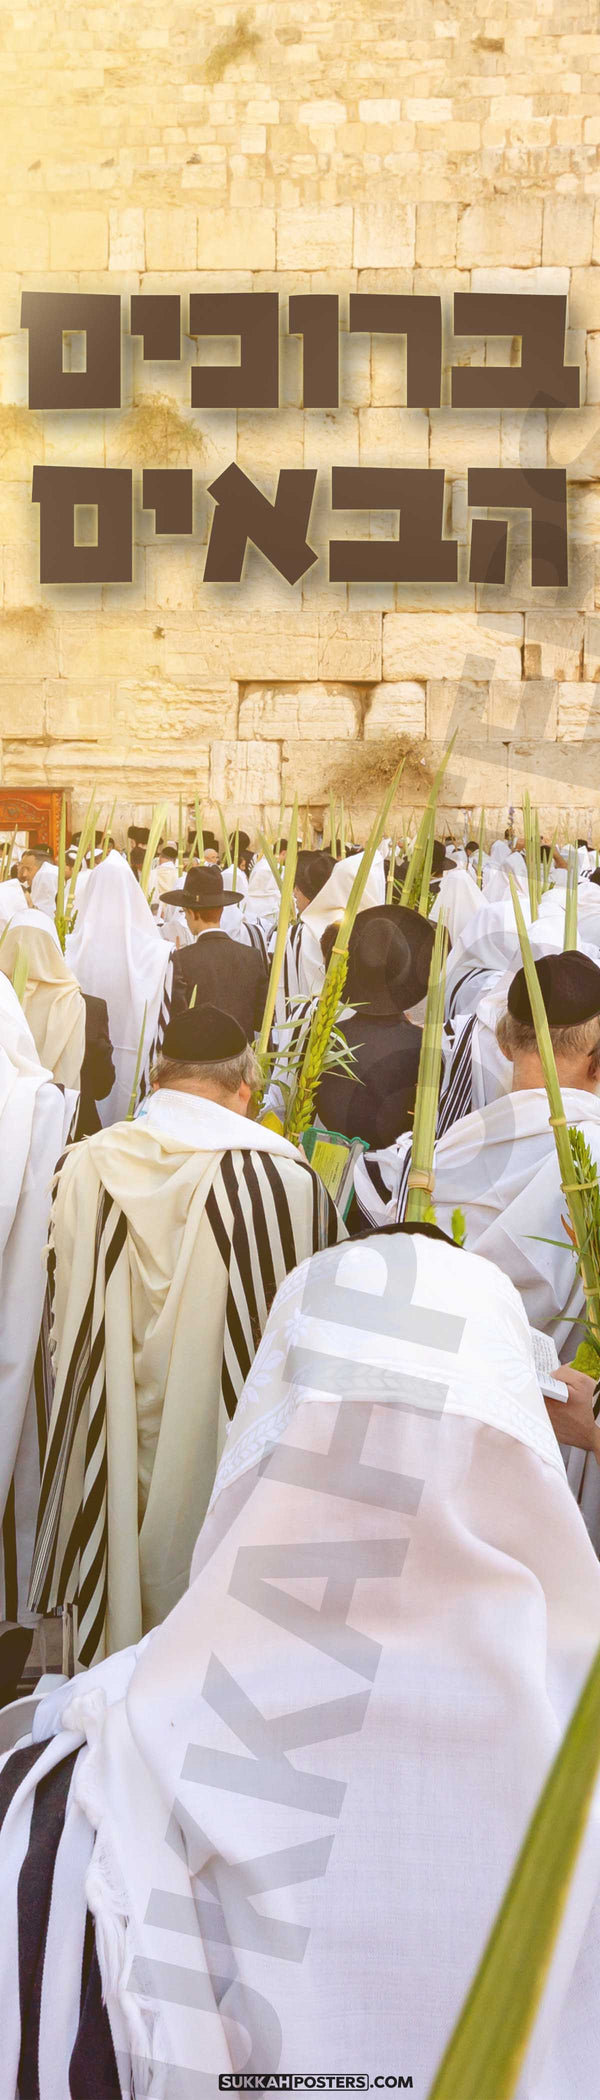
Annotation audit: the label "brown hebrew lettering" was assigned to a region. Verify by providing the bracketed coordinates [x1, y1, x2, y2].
[329, 469, 457, 583]
[21, 292, 121, 410]
[348, 295, 442, 408]
[468, 468, 568, 586]
[130, 295, 181, 361]
[32, 467, 132, 582]
[189, 293, 279, 409]
[452, 295, 580, 409]
[288, 294, 339, 407]
[204, 461, 317, 583]
[142, 469, 193, 533]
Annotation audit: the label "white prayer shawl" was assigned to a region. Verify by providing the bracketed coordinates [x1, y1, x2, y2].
[220, 860, 249, 939]
[356, 1086, 600, 1361]
[241, 855, 281, 928]
[30, 861, 58, 917]
[445, 896, 532, 1017]
[0, 909, 86, 1090]
[0, 973, 44, 1081]
[66, 851, 173, 1124]
[489, 839, 512, 865]
[0, 1030, 73, 1621]
[29, 1088, 345, 1666]
[275, 850, 387, 1025]
[0, 879, 28, 928]
[429, 865, 484, 943]
[481, 847, 529, 905]
[11, 1237, 600, 2097]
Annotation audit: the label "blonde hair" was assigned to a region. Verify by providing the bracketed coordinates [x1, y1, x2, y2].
[497, 1009, 600, 1072]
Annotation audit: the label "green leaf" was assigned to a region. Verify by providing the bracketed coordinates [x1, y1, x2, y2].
[427, 1641, 600, 2100]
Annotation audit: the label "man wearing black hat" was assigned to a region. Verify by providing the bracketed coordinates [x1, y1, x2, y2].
[165, 864, 268, 1036]
[314, 906, 435, 1149]
[356, 949, 600, 1368]
[29, 1001, 345, 1671]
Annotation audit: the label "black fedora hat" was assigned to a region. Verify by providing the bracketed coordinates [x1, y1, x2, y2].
[344, 904, 436, 1016]
[161, 864, 243, 909]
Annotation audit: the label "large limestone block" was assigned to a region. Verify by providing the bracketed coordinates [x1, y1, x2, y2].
[109, 209, 145, 271]
[510, 741, 600, 810]
[281, 741, 371, 801]
[0, 608, 59, 678]
[0, 212, 49, 270]
[488, 680, 558, 742]
[543, 197, 594, 267]
[59, 618, 165, 681]
[415, 203, 458, 267]
[523, 613, 584, 682]
[45, 681, 113, 740]
[0, 682, 45, 738]
[238, 686, 360, 740]
[384, 612, 523, 682]
[210, 740, 281, 806]
[364, 682, 426, 737]
[196, 208, 275, 268]
[584, 616, 600, 680]
[427, 681, 491, 745]
[114, 681, 239, 740]
[569, 271, 600, 332]
[353, 203, 416, 268]
[276, 208, 353, 269]
[49, 213, 108, 270]
[145, 210, 197, 271]
[457, 201, 543, 269]
[557, 684, 600, 739]
[318, 612, 381, 680]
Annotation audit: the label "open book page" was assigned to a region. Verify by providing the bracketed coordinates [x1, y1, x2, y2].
[530, 1326, 568, 1403]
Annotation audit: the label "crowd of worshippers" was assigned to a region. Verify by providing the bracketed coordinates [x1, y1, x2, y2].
[3, 819, 600, 2089]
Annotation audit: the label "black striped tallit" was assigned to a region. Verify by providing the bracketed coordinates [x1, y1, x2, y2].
[0, 1737, 120, 2097]
[29, 1150, 340, 1668]
[28, 1188, 127, 1668]
[395, 1016, 477, 1221]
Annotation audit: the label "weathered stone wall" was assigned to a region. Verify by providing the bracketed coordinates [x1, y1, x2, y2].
[1, 0, 599, 837]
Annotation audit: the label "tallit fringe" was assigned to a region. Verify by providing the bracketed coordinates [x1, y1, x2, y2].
[67, 1692, 168, 2098]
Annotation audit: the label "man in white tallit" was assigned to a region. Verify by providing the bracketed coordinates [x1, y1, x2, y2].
[66, 849, 173, 1123]
[274, 845, 386, 1026]
[29, 1004, 344, 1671]
[3, 1230, 600, 2095]
[0, 976, 74, 1678]
[357, 952, 600, 1363]
[0, 908, 86, 1094]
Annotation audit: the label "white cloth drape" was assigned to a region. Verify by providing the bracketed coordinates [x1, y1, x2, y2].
[15, 1235, 600, 2097]
[30, 862, 58, 917]
[66, 851, 173, 1124]
[0, 910, 86, 1089]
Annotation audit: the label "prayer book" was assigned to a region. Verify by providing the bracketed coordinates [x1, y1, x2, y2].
[530, 1326, 568, 1403]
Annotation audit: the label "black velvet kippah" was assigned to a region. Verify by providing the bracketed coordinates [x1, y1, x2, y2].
[162, 1003, 247, 1063]
[508, 951, 600, 1028]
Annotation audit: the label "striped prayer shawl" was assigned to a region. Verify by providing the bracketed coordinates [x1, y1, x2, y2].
[0, 1735, 120, 2097]
[29, 1150, 341, 1669]
[0, 1307, 53, 1626]
[357, 1015, 478, 1228]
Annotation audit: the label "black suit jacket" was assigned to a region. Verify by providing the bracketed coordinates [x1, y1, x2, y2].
[75, 993, 115, 1141]
[171, 930, 268, 1037]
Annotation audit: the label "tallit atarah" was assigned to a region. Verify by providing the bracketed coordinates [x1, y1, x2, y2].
[5, 1236, 600, 2096]
[0, 908, 86, 1089]
[29, 1088, 344, 1666]
[66, 850, 173, 1124]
